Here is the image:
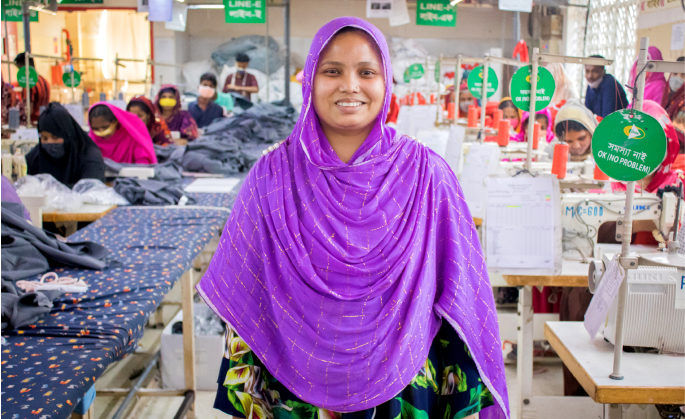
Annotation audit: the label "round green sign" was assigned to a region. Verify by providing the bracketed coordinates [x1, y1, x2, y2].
[62, 71, 81, 88]
[510, 65, 556, 111]
[592, 109, 667, 182]
[467, 66, 499, 99]
[403, 64, 425, 83]
[16, 66, 38, 89]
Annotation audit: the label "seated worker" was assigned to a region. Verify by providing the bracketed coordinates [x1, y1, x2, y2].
[584, 55, 628, 118]
[514, 108, 555, 143]
[14, 52, 50, 124]
[188, 73, 225, 129]
[222, 53, 259, 101]
[88, 102, 157, 165]
[155, 85, 198, 142]
[553, 99, 597, 161]
[2, 75, 26, 129]
[445, 81, 475, 117]
[127, 95, 172, 146]
[498, 97, 522, 136]
[26, 103, 105, 187]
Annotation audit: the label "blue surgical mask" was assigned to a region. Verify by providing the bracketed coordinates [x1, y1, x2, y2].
[237, 69, 246, 75]
[42, 143, 65, 159]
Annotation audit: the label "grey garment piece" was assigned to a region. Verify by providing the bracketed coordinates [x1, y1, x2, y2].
[1, 279, 61, 330]
[104, 157, 184, 182]
[113, 178, 196, 206]
[1, 202, 109, 281]
[203, 102, 296, 144]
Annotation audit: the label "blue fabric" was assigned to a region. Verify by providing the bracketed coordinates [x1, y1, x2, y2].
[1, 206, 230, 419]
[584, 73, 628, 118]
[188, 101, 224, 129]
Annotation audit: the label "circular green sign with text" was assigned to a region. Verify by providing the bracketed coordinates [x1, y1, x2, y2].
[592, 109, 667, 182]
[62, 71, 81, 88]
[467, 65, 498, 99]
[16, 66, 38, 89]
[510, 65, 555, 111]
[404, 64, 425, 83]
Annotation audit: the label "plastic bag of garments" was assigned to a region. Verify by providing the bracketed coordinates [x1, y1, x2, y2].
[15, 174, 84, 211]
[182, 60, 217, 94]
[211, 35, 281, 75]
[72, 179, 130, 206]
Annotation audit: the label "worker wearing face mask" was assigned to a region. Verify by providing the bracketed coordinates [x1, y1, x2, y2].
[584, 54, 628, 118]
[222, 53, 260, 101]
[189, 73, 225, 129]
[662, 57, 684, 131]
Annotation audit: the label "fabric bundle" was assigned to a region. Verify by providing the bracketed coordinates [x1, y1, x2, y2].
[1, 279, 61, 330]
[113, 178, 196, 206]
[203, 102, 296, 144]
[1, 202, 110, 281]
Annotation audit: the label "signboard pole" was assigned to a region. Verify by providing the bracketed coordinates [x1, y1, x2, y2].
[436, 54, 442, 125]
[453, 55, 462, 124]
[525, 48, 539, 172]
[479, 58, 489, 143]
[284, 0, 291, 107]
[21, 1, 31, 53]
[610, 37, 649, 381]
[25, 52, 31, 128]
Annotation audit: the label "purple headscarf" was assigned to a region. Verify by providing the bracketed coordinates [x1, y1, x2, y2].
[197, 17, 509, 418]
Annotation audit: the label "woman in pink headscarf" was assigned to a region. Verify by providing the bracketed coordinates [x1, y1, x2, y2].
[513, 108, 556, 143]
[629, 46, 668, 105]
[88, 102, 157, 164]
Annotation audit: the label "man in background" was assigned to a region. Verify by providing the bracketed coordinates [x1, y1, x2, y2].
[584, 54, 628, 118]
[222, 53, 259, 101]
[14, 52, 50, 124]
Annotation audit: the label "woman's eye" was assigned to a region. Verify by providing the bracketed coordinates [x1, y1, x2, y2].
[324, 69, 339, 75]
[361, 70, 376, 76]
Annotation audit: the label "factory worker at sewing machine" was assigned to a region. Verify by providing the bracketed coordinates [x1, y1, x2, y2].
[551, 99, 598, 162]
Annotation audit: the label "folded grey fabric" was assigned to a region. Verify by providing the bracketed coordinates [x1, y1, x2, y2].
[1, 202, 109, 281]
[113, 178, 196, 206]
[1, 279, 61, 330]
[104, 157, 184, 182]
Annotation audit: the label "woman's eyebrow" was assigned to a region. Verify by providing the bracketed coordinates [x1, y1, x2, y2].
[319, 60, 380, 67]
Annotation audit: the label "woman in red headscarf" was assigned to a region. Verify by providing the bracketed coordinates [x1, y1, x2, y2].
[127, 95, 173, 146]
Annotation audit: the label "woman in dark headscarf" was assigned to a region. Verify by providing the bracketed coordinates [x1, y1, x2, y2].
[154, 85, 198, 141]
[27, 102, 105, 187]
[197, 18, 509, 419]
[127, 95, 173, 146]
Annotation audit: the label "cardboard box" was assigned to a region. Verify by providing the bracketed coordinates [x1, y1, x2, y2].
[160, 303, 224, 391]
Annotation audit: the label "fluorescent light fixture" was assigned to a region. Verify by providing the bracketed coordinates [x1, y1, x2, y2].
[187, 4, 223, 8]
[449, 0, 463, 4]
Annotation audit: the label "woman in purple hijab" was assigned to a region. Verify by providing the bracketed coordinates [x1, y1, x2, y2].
[197, 18, 509, 419]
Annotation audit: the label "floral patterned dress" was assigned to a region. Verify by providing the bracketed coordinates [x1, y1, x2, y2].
[213, 320, 494, 419]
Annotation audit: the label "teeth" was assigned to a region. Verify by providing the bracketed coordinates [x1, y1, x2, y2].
[337, 102, 362, 107]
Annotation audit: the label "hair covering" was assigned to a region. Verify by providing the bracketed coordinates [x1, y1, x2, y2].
[629, 46, 667, 105]
[613, 100, 682, 193]
[88, 102, 157, 165]
[128, 95, 172, 146]
[514, 108, 555, 143]
[28, 102, 105, 186]
[154, 85, 198, 140]
[554, 98, 598, 135]
[196, 17, 509, 418]
[499, 97, 523, 133]
[546, 62, 578, 105]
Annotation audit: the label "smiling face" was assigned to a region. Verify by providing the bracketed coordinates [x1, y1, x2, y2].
[313, 30, 385, 143]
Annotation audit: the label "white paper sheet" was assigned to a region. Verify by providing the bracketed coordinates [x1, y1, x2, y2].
[498, 0, 532, 12]
[444, 125, 465, 176]
[367, 0, 393, 18]
[416, 130, 449, 158]
[584, 255, 624, 340]
[485, 176, 556, 269]
[184, 178, 241, 194]
[671, 23, 685, 51]
[461, 143, 501, 217]
[389, 0, 410, 26]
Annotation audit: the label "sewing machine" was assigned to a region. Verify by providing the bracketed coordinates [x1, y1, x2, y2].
[587, 247, 685, 353]
[561, 191, 681, 261]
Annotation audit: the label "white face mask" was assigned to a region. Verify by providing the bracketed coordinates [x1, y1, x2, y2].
[459, 101, 474, 112]
[669, 76, 684, 92]
[587, 76, 603, 89]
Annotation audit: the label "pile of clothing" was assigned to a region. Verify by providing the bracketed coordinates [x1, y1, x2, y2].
[204, 102, 296, 144]
[113, 178, 196, 206]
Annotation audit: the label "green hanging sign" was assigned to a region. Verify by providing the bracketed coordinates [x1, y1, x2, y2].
[416, 0, 456, 27]
[510, 65, 556, 111]
[1, 0, 38, 22]
[403, 64, 425, 83]
[592, 109, 667, 182]
[16, 66, 38, 89]
[224, 0, 265, 24]
[63, 71, 81, 88]
[467, 65, 499, 99]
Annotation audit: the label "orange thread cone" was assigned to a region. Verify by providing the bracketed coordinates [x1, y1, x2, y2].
[552, 143, 569, 179]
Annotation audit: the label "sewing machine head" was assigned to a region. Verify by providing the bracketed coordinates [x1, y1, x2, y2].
[561, 191, 681, 261]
